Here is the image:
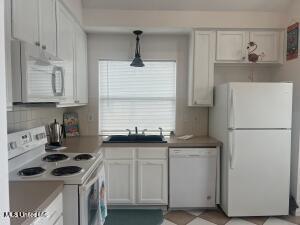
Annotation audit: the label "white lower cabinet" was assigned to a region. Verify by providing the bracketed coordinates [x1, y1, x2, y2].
[137, 160, 168, 204]
[105, 160, 135, 204]
[104, 147, 168, 205]
[31, 193, 63, 225]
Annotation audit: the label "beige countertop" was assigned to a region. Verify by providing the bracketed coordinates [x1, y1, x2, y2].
[9, 181, 64, 225]
[60, 136, 103, 153]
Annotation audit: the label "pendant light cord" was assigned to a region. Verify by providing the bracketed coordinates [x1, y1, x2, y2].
[135, 35, 140, 57]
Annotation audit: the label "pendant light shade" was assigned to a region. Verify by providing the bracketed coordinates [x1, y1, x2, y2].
[130, 30, 145, 67]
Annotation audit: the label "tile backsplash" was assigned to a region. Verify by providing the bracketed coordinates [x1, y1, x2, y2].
[7, 104, 65, 133]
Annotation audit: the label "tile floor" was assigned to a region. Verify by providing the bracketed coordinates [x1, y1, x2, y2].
[163, 209, 300, 225]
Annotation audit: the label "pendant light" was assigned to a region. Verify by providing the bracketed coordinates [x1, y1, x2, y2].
[130, 30, 145, 67]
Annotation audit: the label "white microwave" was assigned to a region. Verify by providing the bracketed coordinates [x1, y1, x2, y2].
[11, 41, 65, 103]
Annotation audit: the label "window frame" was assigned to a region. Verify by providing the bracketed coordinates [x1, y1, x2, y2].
[98, 59, 177, 136]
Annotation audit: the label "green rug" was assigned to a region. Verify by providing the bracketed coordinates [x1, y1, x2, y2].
[104, 209, 164, 225]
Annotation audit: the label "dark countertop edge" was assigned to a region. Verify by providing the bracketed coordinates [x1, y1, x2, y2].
[10, 182, 64, 225]
[100, 143, 221, 148]
[100, 139, 222, 148]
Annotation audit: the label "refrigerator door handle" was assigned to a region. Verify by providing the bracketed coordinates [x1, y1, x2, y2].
[229, 89, 236, 129]
[229, 131, 236, 169]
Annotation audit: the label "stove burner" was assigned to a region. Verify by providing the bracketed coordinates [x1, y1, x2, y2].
[51, 166, 83, 176]
[43, 154, 69, 162]
[74, 154, 93, 161]
[18, 167, 46, 177]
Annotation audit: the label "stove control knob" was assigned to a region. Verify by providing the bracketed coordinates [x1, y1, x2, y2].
[9, 141, 17, 150]
[36, 133, 46, 140]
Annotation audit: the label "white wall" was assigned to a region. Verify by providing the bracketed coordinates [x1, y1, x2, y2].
[272, 0, 300, 213]
[76, 33, 208, 136]
[0, 0, 10, 223]
[7, 105, 65, 133]
[83, 9, 287, 32]
[75, 33, 275, 136]
[214, 65, 275, 86]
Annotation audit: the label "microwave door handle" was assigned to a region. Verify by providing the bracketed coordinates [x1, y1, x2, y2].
[59, 70, 64, 96]
[52, 72, 57, 95]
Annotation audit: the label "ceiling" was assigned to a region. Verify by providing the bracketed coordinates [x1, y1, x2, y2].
[82, 0, 292, 12]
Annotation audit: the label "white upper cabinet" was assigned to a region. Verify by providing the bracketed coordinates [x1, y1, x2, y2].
[74, 25, 88, 104]
[188, 30, 215, 107]
[57, 1, 75, 105]
[12, 0, 57, 56]
[216, 31, 248, 62]
[39, 0, 57, 56]
[249, 31, 283, 63]
[12, 0, 39, 46]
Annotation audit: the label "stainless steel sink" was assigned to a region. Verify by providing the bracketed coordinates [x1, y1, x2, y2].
[103, 135, 167, 143]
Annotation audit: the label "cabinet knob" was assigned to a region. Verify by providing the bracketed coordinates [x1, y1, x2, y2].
[42, 45, 46, 50]
[35, 41, 40, 47]
[242, 56, 246, 60]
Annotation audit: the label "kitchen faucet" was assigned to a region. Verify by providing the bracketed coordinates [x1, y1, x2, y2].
[159, 127, 163, 136]
[126, 129, 131, 135]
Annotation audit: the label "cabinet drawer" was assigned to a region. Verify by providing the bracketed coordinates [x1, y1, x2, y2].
[137, 148, 168, 159]
[104, 148, 135, 159]
[32, 193, 63, 225]
[46, 193, 63, 224]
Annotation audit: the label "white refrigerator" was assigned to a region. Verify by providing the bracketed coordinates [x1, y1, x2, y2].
[209, 82, 293, 217]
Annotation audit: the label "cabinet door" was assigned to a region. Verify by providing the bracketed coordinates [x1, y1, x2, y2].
[12, 0, 39, 46]
[137, 160, 168, 204]
[216, 31, 248, 61]
[57, 2, 74, 104]
[39, 0, 57, 56]
[105, 160, 135, 204]
[250, 31, 282, 63]
[189, 31, 215, 107]
[74, 26, 88, 104]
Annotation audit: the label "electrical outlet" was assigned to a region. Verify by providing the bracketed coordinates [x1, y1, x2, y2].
[88, 113, 95, 122]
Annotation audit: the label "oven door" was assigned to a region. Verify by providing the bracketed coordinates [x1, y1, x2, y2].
[79, 163, 107, 225]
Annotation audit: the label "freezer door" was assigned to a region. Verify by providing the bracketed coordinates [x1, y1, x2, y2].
[228, 83, 293, 129]
[226, 130, 291, 217]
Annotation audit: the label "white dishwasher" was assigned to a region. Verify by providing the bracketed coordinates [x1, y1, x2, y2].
[169, 148, 218, 208]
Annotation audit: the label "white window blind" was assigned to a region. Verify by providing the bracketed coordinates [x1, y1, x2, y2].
[99, 60, 176, 135]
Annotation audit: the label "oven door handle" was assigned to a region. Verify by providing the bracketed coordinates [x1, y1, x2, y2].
[80, 164, 103, 191]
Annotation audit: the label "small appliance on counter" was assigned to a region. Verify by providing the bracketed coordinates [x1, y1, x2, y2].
[48, 119, 64, 146]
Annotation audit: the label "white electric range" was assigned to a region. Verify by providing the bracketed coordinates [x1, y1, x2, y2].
[8, 126, 107, 225]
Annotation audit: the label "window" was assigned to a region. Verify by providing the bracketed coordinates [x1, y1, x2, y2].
[99, 60, 176, 135]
